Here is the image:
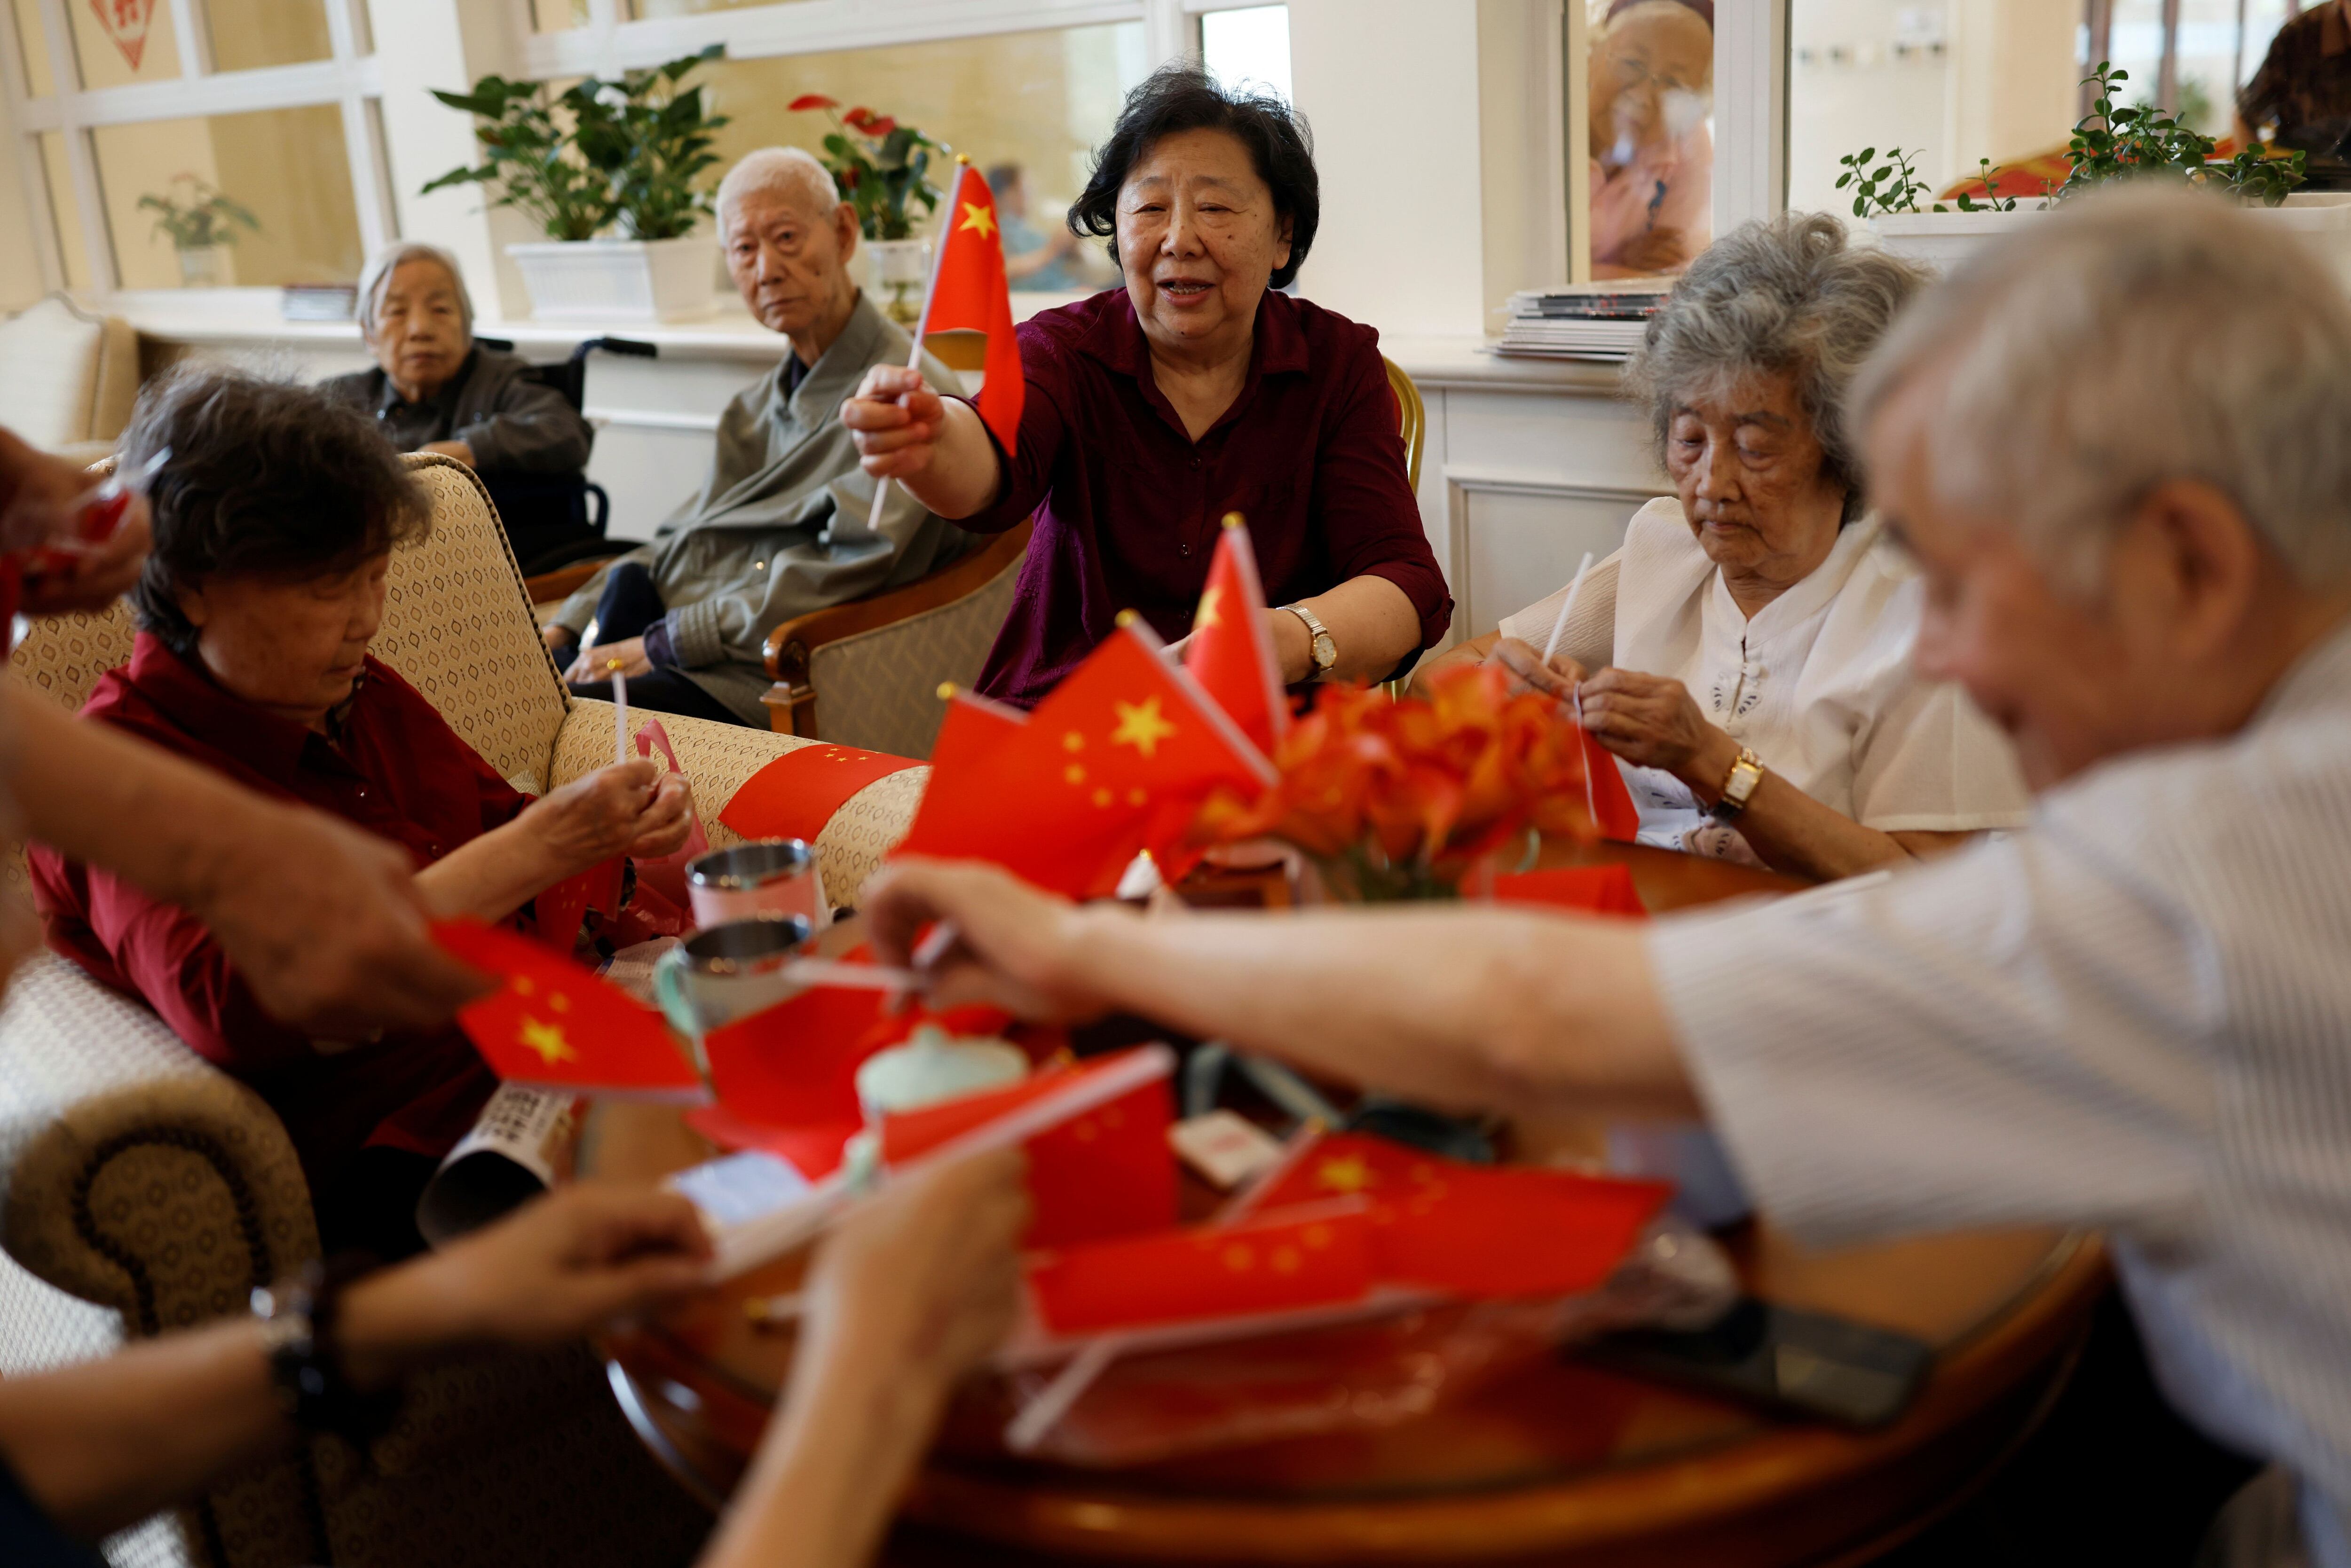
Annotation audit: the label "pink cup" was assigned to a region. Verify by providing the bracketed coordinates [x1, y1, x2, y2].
[685, 839, 826, 930]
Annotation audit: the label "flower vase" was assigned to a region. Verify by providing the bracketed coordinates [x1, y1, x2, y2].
[866, 237, 931, 326]
[176, 245, 226, 288]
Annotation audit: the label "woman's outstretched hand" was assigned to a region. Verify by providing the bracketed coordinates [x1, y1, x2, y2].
[841, 365, 947, 481]
[864, 858, 1120, 1024]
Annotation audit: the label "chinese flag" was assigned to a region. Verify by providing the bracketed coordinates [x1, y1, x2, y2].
[1255, 1134, 1669, 1299]
[1183, 514, 1287, 754]
[1026, 1207, 1376, 1336]
[1581, 730, 1642, 842]
[433, 919, 705, 1099]
[892, 686, 1031, 866]
[720, 742, 919, 845]
[882, 1048, 1179, 1248]
[923, 164, 1024, 455]
[894, 621, 1275, 898]
[1492, 863, 1647, 919]
[531, 854, 626, 953]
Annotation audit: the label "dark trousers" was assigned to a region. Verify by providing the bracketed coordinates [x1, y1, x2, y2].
[564, 561, 744, 727]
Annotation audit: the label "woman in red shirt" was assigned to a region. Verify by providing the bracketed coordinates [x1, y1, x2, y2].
[842, 64, 1451, 707]
[30, 370, 693, 1261]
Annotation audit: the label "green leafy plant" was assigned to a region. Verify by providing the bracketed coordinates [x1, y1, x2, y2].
[2061, 60, 2306, 206]
[137, 174, 260, 251]
[1951, 158, 2018, 213]
[788, 95, 944, 241]
[421, 47, 729, 242]
[572, 45, 730, 240]
[1836, 146, 1939, 218]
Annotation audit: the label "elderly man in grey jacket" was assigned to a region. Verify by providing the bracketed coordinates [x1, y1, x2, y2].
[544, 148, 969, 728]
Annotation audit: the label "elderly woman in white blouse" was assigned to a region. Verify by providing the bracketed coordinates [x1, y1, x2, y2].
[1422, 212, 2028, 880]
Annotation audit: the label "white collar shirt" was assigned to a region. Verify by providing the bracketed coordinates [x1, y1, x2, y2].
[1500, 497, 2030, 864]
[1650, 622, 2351, 1568]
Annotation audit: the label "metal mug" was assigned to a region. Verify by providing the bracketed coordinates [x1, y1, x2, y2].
[686, 839, 826, 931]
[652, 913, 814, 1043]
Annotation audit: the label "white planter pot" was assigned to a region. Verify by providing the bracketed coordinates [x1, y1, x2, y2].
[1873, 192, 2351, 293]
[506, 236, 716, 323]
[176, 244, 226, 288]
[1868, 205, 2049, 275]
[865, 237, 931, 326]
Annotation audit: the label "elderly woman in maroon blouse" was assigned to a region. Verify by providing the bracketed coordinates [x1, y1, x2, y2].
[843, 64, 1451, 704]
[29, 370, 693, 1261]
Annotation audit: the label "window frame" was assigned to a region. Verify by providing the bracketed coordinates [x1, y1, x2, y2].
[0, 0, 391, 295]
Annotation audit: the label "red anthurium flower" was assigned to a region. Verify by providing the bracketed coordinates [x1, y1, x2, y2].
[842, 106, 876, 130]
[788, 94, 836, 111]
[863, 116, 898, 137]
[1189, 663, 1602, 882]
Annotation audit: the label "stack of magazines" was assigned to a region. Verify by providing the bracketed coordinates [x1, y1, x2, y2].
[1496, 282, 1670, 361]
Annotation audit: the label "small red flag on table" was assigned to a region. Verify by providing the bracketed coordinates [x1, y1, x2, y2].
[1582, 732, 1642, 842]
[433, 919, 705, 1099]
[530, 854, 626, 953]
[1254, 1133, 1669, 1298]
[1027, 1206, 1377, 1336]
[1183, 515, 1288, 755]
[720, 742, 919, 845]
[922, 163, 1025, 455]
[1492, 863, 1647, 919]
[882, 1047, 1180, 1249]
[894, 621, 1274, 898]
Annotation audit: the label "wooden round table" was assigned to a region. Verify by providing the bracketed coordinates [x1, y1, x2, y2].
[586, 843, 2109, 1566]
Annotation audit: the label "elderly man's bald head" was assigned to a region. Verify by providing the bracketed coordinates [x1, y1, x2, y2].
[1855, 186, 2351, 592]
[718, 148, 843, 227]
[718, 147, 862, 358]
[1856, 186, 2351, 790]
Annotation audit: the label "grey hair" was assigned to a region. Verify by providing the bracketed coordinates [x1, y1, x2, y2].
[717, 147, 842, 228]
[1625, 211, 1929, 522]
[1852, 184, 2351, 591]
[356, 241, 473, 339]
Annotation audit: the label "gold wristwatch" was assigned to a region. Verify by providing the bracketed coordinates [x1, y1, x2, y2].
[1711, 746, 1765, 820]
[1279, 603, 1337, 681]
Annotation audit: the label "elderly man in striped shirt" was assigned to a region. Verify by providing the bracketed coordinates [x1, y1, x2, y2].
[866, 185, 2351, 1568]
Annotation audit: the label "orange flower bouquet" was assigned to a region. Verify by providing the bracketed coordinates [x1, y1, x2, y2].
[1191, 664, 1605, 902]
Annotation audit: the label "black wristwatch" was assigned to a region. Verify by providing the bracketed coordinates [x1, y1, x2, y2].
[252, 1257, 403, 1445]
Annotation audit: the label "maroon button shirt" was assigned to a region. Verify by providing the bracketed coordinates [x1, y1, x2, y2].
[27, 633, 517, 1198]
[960, 288, 1452, 706]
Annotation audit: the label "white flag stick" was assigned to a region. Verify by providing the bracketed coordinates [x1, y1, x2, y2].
[864, 156, 971, 537]
[609, 662, 630, 768]
[1541, 551, 1595, 666]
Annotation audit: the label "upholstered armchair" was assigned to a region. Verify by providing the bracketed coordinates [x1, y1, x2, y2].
[0, 456, 925, 1568]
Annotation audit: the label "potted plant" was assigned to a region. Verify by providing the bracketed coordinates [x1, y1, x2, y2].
[137, 174, 260, 288]
[424, 45, 730, 323]
[789, 95, 944, 324]
[1850, 63, 2332, 278]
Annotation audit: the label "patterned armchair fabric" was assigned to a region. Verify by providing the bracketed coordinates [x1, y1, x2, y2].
[0, 455, 926, 1567]
[803, 549, 1023, 760]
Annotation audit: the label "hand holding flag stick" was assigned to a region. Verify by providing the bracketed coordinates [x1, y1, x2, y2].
[864, 154, 1025, 535]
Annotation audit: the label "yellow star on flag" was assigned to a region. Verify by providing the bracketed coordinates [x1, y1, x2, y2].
[517, 1017, 576, 1066]
[1110, 696, 1178, 758]
[1314, 1154, 1376, 1194]
[958, 201, 997, 241]
[1193, 583, 1223, 631]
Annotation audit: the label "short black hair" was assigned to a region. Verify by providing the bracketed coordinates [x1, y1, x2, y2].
[1069, 63, 1318, 291]
[122, 369, 431, 655]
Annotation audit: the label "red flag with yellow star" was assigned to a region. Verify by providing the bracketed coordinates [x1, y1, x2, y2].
[719, 742, 920, 845]
[880, 1047, 1179, 1249]
[433, 919, 706, 1099]
[1026, 1206, 1376, 1336]
[894, 621, 1274, 898]
[1183, 513, 1288, 754]
[1253, 1133, 1669, 1299]
[921, 163, 1024, 455]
